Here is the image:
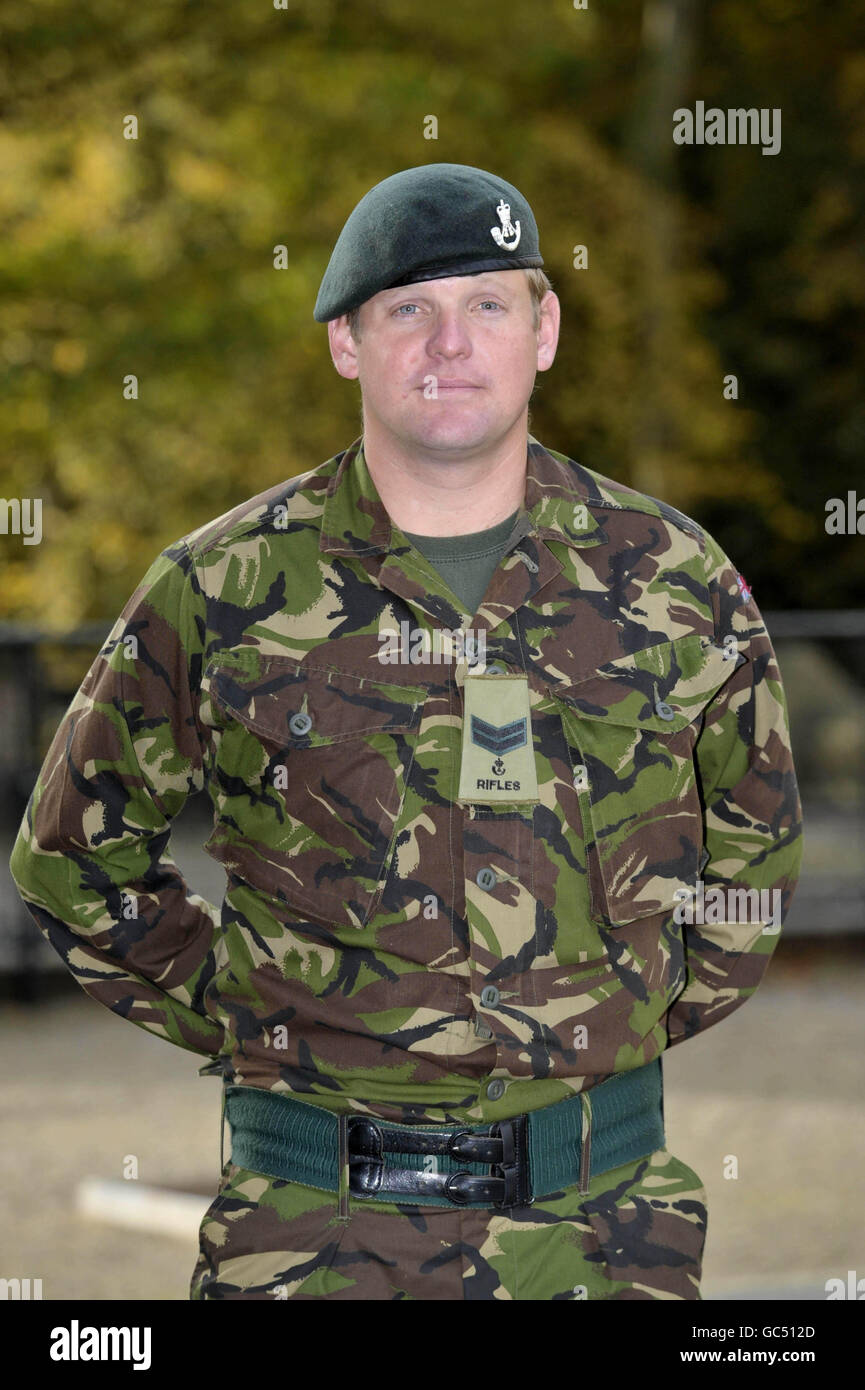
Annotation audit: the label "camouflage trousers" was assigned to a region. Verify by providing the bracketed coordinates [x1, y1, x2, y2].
[189, 1145, 708, 1300]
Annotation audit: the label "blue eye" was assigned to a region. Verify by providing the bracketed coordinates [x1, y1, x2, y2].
[395, 304, 419, 315]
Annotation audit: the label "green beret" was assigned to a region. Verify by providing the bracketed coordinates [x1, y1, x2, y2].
[313, 163, 544, 323]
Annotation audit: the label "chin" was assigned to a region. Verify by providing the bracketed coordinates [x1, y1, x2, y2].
[404, 412, 498, 451]
[415, 427, 494, 453]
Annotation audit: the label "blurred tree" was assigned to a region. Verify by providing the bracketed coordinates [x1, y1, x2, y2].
[646, 0, 865, 607]
[0, 0, 860, 628]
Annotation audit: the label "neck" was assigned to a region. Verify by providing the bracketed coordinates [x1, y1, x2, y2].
[361, 415, 529, 537]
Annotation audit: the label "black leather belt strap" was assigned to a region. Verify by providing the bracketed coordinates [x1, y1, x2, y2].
[347, 1114, 532, 1210]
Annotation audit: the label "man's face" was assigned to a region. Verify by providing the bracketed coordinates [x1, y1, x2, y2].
[328, 270, 559, 458]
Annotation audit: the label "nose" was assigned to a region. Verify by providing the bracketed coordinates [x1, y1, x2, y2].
[425, 306, 472, 359]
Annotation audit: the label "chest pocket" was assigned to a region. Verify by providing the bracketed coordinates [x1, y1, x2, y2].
[203, 653, 425, 930]
[554, 635, 743, 927]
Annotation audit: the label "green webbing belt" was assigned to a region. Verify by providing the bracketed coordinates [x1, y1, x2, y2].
[220, 1058, 664, 1208]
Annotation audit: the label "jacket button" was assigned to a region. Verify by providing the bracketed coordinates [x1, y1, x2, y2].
[289, 712, 312, 735]
[480, 984, 501, 1008]
[486, 663, 506, 675]
[476, 867, 497, 891]
[486, 1079, 506, 1101]
[654, 700, 675, 721]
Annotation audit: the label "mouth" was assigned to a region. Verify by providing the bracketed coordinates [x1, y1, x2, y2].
[419, 381, 482, 391]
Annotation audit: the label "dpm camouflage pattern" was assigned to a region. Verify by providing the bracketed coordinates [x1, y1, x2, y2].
[10, 435, 803, 1130]
[189, 1145, 708, 1301]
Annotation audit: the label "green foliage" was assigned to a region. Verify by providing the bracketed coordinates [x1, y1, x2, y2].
[0, 0, 860, 624]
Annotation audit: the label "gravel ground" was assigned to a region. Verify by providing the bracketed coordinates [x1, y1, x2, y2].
[1, 945, 863, 1302]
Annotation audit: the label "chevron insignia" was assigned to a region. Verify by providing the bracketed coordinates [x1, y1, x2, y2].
[471, 714, 527, 754]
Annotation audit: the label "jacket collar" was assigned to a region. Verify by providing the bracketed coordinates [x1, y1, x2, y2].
[319, 433, 608, 559]
[317, 435, 611, 632]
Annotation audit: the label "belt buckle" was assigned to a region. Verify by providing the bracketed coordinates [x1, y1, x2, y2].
[441, 1116, 533, 1210]
[489, 1115, 532, 1210]
[346, 1112, 532, 1210]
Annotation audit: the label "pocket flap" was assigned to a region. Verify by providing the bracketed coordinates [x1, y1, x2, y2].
[556, 635, 743, 733]
[205, 653, 425, 745]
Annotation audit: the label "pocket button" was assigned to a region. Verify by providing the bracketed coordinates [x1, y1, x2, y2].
[288, 712, 313, 736]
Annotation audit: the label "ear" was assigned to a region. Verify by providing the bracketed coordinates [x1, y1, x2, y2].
[328, 315, 360, 380]
[535, 290, 561, 373]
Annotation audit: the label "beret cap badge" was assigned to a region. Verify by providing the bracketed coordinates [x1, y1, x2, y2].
[490, 199, 521, 251]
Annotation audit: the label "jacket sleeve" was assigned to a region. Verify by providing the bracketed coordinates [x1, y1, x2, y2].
[664, 528, 804, 1046]
[8, 538, 227, 1059]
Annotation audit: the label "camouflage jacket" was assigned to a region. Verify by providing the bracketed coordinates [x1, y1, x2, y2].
[9, 436, 803, 1125]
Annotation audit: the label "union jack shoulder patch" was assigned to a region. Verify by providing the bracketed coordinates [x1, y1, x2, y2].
[736, 572, 753, 603]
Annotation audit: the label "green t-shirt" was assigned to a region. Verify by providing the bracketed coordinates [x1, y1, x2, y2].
[402, 509, 520, 616]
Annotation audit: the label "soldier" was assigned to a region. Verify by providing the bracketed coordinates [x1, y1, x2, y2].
[9, 163, 803, 1301]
